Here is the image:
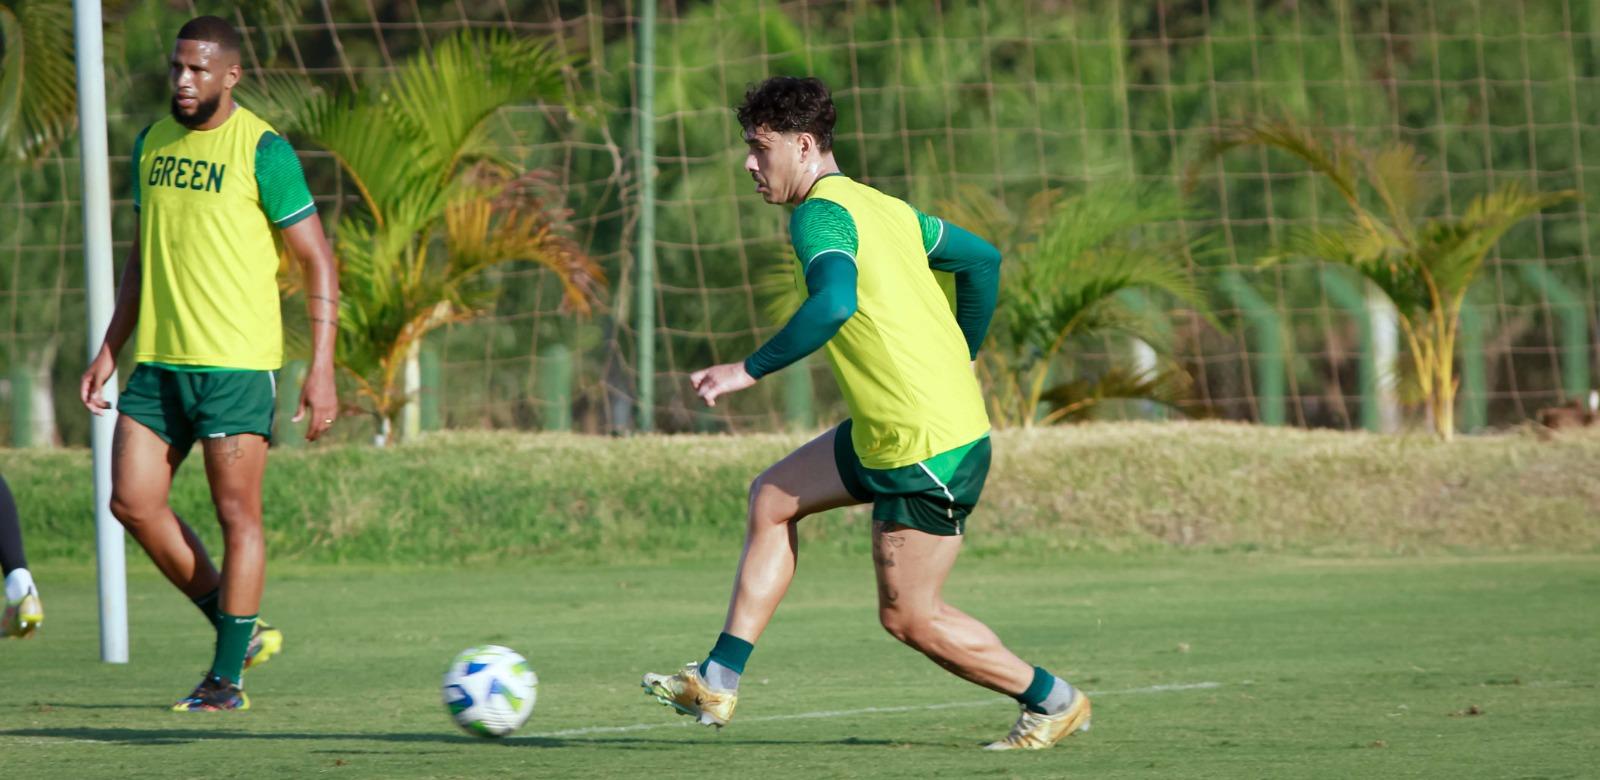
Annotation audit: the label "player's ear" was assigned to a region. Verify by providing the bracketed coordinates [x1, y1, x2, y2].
[797, 132, 817, 162]
[224, 62, 242, 90]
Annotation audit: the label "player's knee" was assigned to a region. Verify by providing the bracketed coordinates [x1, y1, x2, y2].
[878, 607, 934, 647]
[109, 492, 154, 528]
[746, 475, 794, 526]
[211, 498, 262, 535]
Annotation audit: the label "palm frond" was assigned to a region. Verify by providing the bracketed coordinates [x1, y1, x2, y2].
[1408, 182, 1575, 307]
[1365, 142, 1427, 241]
[235, 72, 329, 135]
[1194, 114, 1360, 207]
[0, 0, 77, 162]
[384, 30, 569, 183]
[1030, 183, 1188, 270]
[443, 167, 604, 316]
[1205, 114, 1575, 439]
[1037, 365, 1192, 425]
[1280, 222, 1429, 317]
[931, 185, 1060, 257]
[1004, 240, 1206, 353]
[259, 34, 601, 428]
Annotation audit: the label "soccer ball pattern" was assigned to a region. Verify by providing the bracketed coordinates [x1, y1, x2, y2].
[441, 645, 539, 737]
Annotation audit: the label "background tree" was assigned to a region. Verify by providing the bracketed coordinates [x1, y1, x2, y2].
[1200, 115, 1576, 439]
[939, 184, 1208, 426]
[242, 30, 605, 444]
[0, 0, 77, 446]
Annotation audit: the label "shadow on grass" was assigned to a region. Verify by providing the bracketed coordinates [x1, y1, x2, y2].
[23, 703, 156, 712]
[0, 727, 918, 750]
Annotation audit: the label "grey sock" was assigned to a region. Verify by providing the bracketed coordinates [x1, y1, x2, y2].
[1040, 677, 1077, 716]
[702, 659, 741, 692]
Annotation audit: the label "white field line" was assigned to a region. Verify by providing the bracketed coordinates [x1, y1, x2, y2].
[0, 682, 1224, 747]
[519, 681, 1223, 739]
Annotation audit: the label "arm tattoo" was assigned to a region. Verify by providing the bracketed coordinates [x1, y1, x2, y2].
[311, 317, 338, 326]
[308, 294, 336, 304]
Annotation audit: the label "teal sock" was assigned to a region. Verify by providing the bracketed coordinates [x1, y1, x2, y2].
[191, 589, 222, 628]
[699, 632, 754, 690]
[209, 612, 257, 685]
[1017, 666, 1075, 715]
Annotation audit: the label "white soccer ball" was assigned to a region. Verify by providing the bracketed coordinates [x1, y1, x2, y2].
[441, 645, 538, 738]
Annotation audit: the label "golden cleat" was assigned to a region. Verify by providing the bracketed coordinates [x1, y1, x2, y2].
[641, 662, 738, 728]
[243, 621, 283, 670]
[984, 691, 1092, 750]
[1, 590, 42, 639]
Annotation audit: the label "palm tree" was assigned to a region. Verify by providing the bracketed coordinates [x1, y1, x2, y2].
[1198, 115, 1576, 440]
[937, 184, 1207, 427]
[0, 0, 76, 447]
[0, 0, 76, 164]
[242, 30, 605, 443]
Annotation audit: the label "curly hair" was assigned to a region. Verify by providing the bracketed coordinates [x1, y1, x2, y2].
[177, 16, 242, 55]
[735, 77, 837, 151]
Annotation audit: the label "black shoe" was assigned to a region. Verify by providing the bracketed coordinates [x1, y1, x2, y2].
[171, 674, 250, 712]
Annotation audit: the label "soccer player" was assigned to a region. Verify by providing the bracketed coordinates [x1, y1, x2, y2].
[78, 16, 339, 712]
[642, 77, 1089, 750]
[0, 474, 43, 639]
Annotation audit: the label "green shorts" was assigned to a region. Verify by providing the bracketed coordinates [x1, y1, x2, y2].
[117, 364, 277, 454]
[833, 419, 991, 536]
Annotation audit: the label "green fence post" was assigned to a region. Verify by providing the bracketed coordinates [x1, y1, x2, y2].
[783, 357, 816, 431]
[275, 360, 306, 447]
[9, 362, 33, 448]
[539, 344, 573, 432]
[1319, 269, 1380, 432]
[420, 346, 441, 432]
[1220, 272, 1286, 426]
[1458, 301, 1488, 433]
[1517, 264, 1591, 400]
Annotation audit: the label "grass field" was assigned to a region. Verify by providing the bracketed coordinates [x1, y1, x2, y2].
[3, 554, 1596, 779]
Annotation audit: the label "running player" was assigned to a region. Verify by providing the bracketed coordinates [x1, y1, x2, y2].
[642, 77, 1089, 750]
[1, 474, 42, 639]
[79, 16, 339, 711]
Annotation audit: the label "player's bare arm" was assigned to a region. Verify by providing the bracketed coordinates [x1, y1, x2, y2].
[81, 222, 143, 415]
[281, 214, 339, 441]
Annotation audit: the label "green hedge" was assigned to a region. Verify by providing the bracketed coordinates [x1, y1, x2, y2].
[2, 423, 1596, 564]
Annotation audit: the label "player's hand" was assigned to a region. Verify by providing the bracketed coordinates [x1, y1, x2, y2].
[293, 363, 339, 441]
[80, 348, 117, 415]
[690, 362, 757, 408]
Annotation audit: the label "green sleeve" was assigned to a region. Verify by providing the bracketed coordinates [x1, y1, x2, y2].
[743, 253, 858, 380]
[131, 125, 151, 211]
[915, 207, 943, 254]
[743, 200, 863, 379]
[789, 198, 858, 271]
[914, 208, 1001, 359]
[255, 132, 317, 228]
